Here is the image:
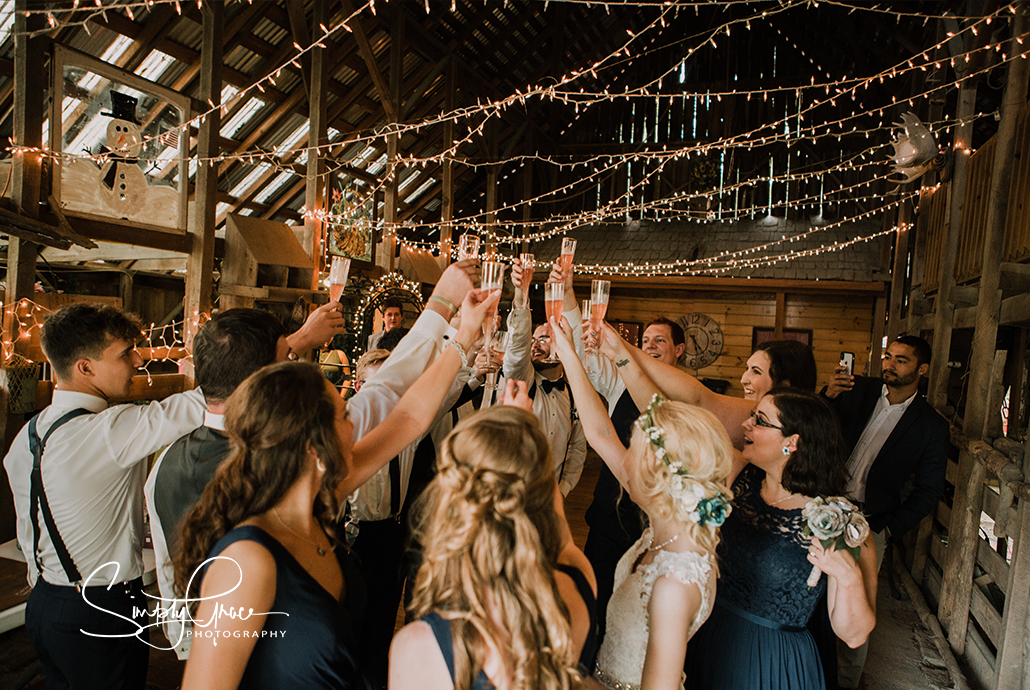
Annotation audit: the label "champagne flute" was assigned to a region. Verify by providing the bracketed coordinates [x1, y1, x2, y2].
[589, 279, 611, 365]
[328, 256, 351, 304]
[481, 330, 510, 409]
[582, 298, 595, 373]
[543, 281, 564, 364]
[457, 233, 481, 261]
[519, 253, 535, 305]
[558, 238, 577, 280]
[480, 260, 505, 361]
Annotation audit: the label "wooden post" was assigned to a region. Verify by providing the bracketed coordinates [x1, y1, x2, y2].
[939, 5, 1029, 653]
[5, 0, 44, 352]
[869, 295, 887, 377]
[773, 292, 786, 339]
[886, 203, 909, 343]
[304, 0, 327, 275]
[184, 2, 222, 347]
[439, 57, 456, 268]
[928, 26, 988, 409]
[994, 438, 1030, 689]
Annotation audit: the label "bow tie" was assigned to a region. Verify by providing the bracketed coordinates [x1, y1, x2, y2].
[540, 378, 567, 394]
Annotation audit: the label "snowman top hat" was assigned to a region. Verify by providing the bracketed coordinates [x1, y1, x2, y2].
[101, 91, 141, 125]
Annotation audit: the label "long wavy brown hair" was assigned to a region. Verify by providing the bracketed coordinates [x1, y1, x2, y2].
[173, 362, 346, 604]
[408, 406, 579, 690]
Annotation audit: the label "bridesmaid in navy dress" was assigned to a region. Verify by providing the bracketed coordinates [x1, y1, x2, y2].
[684, 389, 878, 690]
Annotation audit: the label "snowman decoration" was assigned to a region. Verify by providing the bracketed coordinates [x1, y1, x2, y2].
[98, 92, 148, 217]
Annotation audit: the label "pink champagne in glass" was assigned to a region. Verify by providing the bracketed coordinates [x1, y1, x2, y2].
[328, 256, 351, 304]
[544, 281, 564, 364]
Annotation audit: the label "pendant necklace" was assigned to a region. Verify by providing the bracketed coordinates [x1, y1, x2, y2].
[273, 507, 329, 557]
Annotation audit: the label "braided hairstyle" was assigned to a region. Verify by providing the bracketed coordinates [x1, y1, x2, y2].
[409, 406, 579, 690]
[173, 362, 346, 604]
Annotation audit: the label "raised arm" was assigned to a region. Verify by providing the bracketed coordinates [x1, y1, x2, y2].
[549, 315, 630, 487]
[624, 336, 753, 450]
[341, 290, 499, 497]
[597, 322, 661, 412]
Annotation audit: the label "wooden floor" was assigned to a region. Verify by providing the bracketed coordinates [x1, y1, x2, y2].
[0, 455, 604, 690]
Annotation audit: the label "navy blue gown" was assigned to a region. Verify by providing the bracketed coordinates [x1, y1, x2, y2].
[203, 525, 371, 690]
[684, 465, 827, 690]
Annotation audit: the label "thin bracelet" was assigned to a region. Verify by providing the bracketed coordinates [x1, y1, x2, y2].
[429, 295, 458, 314]
[445, 338, 468, 366]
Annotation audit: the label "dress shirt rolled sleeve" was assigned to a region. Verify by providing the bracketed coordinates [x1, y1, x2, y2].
[4, 388, 206, 588]
[349, 308, 450, 440]
[504, 306, 534, 385]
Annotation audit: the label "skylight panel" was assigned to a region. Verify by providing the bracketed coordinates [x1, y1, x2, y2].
[221, 84, 240, 104]
[215, 202, 231, 217]
[0, 2, 16, 44]
[277, 123, 309, 155]
[229, 162, 272, 197]
[220, 98, 265, 139]
[134, 50, 175, 82]
[404, 178, 436, 205]
[254, 171, 293, 203]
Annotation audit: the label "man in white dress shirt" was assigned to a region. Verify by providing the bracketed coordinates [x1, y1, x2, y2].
[823, 335, 949, 690]
[4, 303, 207, 690]
[506, 261, 587, 497]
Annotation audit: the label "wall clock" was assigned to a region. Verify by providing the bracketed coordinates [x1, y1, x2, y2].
[677, 313, 723, 369]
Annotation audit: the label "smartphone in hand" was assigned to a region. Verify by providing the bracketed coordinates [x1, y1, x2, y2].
[839, 351, 855, 376]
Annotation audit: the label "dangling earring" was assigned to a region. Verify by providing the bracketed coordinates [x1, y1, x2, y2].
[782, 447, 791, 456]
[316, 458, 326, 472]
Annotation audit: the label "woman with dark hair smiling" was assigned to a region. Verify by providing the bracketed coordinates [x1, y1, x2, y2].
[683, 388, 878, 690]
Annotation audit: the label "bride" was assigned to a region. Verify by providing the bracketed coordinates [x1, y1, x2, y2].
[549, 316, 734, 690]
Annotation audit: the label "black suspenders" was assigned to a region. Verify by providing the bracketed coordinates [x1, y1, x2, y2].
[28, 408, 93, 587]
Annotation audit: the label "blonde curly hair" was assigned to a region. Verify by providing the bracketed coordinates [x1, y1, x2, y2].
[408, 406, 580, 690]
[625, 399, 734, 563]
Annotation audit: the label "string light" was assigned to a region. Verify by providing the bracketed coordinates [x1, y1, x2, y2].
[1, 298, 193, 385]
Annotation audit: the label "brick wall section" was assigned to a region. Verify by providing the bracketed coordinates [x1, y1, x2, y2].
[528, 217, 888, 281]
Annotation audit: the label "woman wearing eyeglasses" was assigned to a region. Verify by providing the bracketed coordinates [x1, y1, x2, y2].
[682, 388, 877, 690]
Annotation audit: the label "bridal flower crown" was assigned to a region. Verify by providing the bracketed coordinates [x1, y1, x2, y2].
[634, 394, 732, 528]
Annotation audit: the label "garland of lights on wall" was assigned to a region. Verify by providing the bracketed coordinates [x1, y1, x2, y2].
[2, 298, 192, 383]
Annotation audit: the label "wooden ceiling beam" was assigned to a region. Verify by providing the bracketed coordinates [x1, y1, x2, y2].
[338, 0, 398, 122]
[285, 0, 314, 99]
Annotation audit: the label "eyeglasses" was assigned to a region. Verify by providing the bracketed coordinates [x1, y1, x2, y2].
[748, 410, 783, 430]
[531, 335, 551, 345]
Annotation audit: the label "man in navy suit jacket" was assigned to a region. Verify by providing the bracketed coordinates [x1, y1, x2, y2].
[822, 335, 950, 689]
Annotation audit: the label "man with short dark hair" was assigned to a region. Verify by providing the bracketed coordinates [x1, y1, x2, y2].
[368, 297, 405, 350]
[823, 334, 949, 690]
[3, 303, 208, 690]
[145, 304, 343, 656]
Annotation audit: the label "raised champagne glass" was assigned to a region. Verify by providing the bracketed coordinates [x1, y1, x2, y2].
[589, 279, 611, 368]
[328, 256, 351, 304]
[558, 237, 577, 280]
[543, 281, 564, 364]
[519, 253, 535, 305]
[480, 329, 510, 409]
[457, 233, 481, 261]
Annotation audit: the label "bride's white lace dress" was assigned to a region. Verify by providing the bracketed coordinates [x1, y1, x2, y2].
[594, 529, 716, 690]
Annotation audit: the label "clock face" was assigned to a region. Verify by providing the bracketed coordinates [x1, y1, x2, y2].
[677, 313, 723, 369]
